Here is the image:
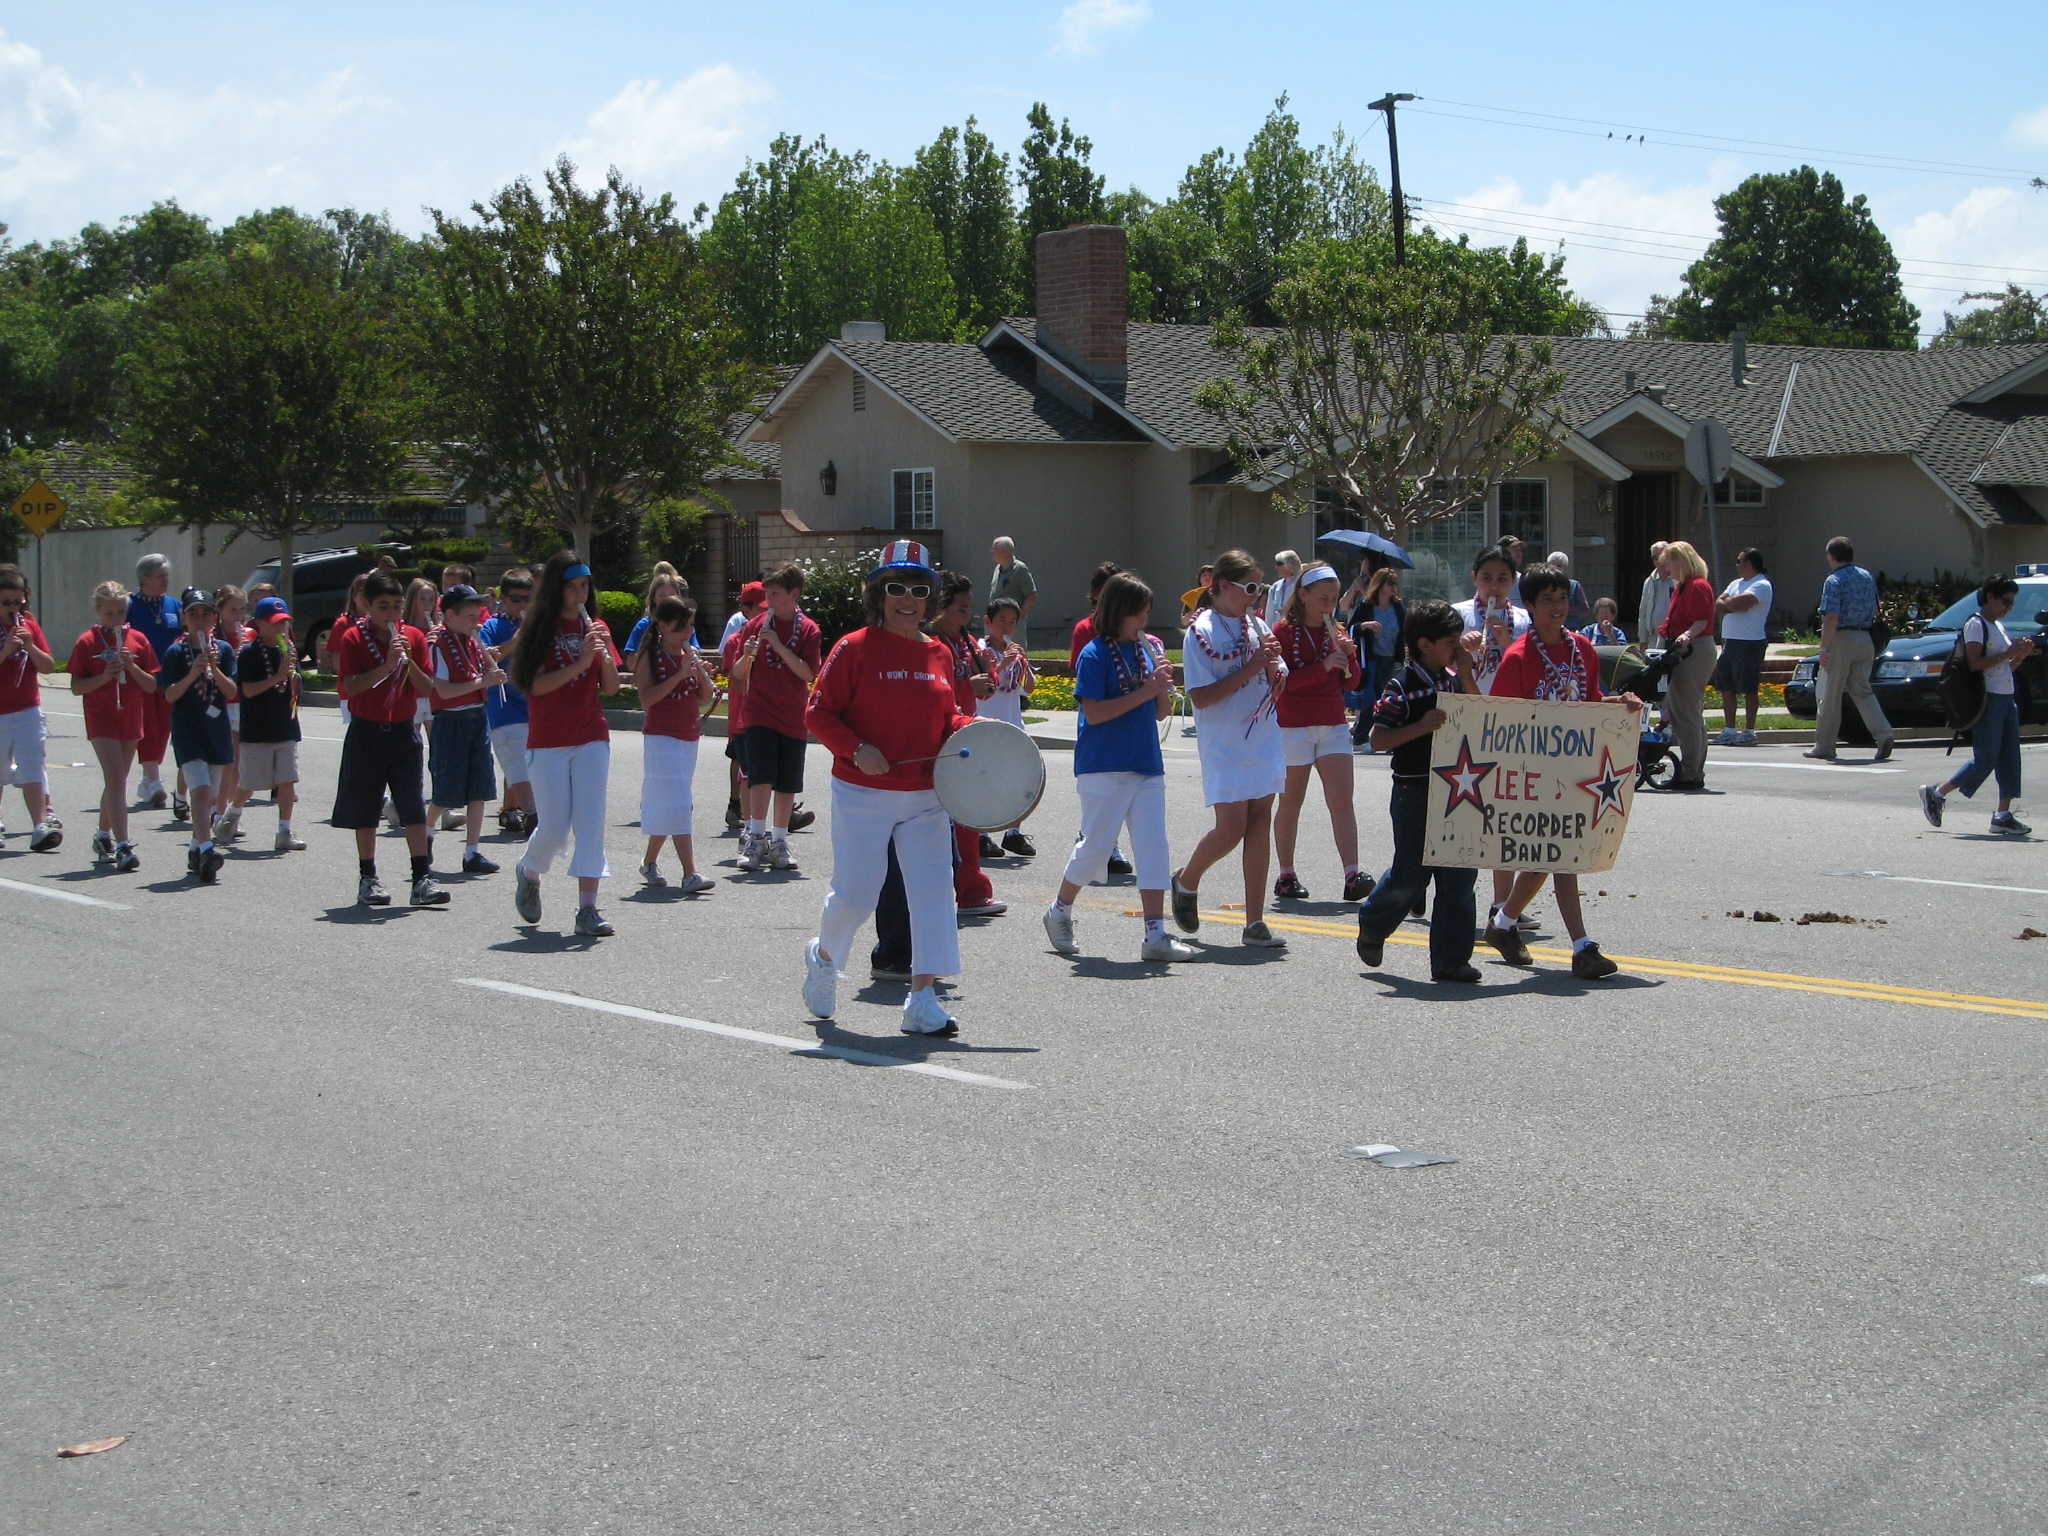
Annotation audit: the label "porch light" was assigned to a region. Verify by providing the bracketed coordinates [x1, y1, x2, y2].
[819, 461, 837, 496]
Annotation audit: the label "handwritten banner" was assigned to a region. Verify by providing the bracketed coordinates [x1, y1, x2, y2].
[1425, 694, 1640, 874]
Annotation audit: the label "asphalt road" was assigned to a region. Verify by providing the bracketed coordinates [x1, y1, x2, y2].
[5, 703, 2045, 1535]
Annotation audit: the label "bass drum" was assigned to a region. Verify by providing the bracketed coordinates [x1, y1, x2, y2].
[931, 718, 1047, 832]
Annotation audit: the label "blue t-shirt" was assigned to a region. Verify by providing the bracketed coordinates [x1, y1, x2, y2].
[160, 635, 237, 765]
[623, 615, 653, 656]
[128, 590, 183, 665]
[1073, 637, 1165, 778]
[477, 612, 529, 727]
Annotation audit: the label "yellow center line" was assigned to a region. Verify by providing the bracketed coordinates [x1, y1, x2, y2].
[1080, 900, 2048, 1021]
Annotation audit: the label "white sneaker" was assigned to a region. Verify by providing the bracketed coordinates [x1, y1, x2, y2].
[638, 861, 669, 887]
[274, 826, 305, 852]
[901, 986, 959, 1035]
[802, 939, 837, 1019]
[768, 837, 798, 871]
[1709, 727, 1741, 746]
[1043, 906, 1079, 955]
[1141, 932, 1199, 962]
[736, 831, 765, 871]
[441, 809, 465, 831]
[1737, 730, 1759, 746]
[212, 807, 241, 842]
[678, 872, 715, 895]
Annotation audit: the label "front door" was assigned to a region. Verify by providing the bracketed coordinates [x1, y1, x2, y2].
[1616, 472, 1677, 626]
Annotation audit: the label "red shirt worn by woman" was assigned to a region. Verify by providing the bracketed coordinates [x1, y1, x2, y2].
[526, 618, 617, 750]
[1660, 577, 1715, 644]
[806, 627, 975, 793]
[642, 646, 705, 742]
[1272, 620, 1362, 727]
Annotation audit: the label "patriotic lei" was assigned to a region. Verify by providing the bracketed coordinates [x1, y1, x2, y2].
[1190, 610, 1280, 737]
[431, 625, 488, 686]
[941, 627, 985, 680]
[1104, 637, 1152, 696]
[757, 613, 811, 670]
[1531, 636, 1589, 702]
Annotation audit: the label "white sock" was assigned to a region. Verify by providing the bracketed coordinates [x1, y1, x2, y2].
[1143, 916, 1165, 939]
[1492, 909, 1517, 931]
[745, 817, 765, 837]
[278, 819, 291, 833]
[908, 984, 936, 1004]
[1051, 898, 1073, 917]
[1572, 935, 1595, 953]
[771, 827, 788, 844]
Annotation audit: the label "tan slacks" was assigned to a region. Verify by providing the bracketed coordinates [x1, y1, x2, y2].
[1666, 637, 1718, 787]
[1814, 628, 1893, 753]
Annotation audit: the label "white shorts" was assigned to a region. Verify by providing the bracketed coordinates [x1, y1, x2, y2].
[0, 706, 48, 786]
[1062, 771, 1170, 890]
[490, 721, 531, 785]
[238, 739, 300, 790]
[641, 734, 699, 837]
[1281, 722, 1351, 767]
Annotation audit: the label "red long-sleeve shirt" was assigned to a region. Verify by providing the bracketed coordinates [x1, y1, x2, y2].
[806, 626, 975, 792]
[1273, 621, 1361, 727]
[1660, 577, 1715, 643]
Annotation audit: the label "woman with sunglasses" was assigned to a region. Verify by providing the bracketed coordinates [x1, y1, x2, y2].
[802, 541, 979, 1036]
[1170, 548, 1290, 948]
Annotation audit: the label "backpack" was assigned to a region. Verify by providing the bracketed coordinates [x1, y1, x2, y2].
[1936, 622, 1986, 732]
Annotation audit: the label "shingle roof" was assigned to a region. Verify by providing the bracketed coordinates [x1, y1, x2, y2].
[832, 338, 1141, 443]
[1975, 415, 2048, 487]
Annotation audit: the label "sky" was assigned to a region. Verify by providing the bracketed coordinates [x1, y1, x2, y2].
[4, 1, 2046, 337]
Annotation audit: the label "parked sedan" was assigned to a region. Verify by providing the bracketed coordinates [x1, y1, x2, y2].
[1785, 577, 2048, 729]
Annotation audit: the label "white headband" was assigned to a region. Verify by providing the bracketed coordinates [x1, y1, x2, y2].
[1298, 563, 1339, 587]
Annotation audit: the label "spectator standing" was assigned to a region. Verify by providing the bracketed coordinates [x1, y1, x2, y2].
[1712, 547, 1774, 746]
[1637, 542, 1674, 645]
[1548, 551, 1591, 622]
[1657, 540, 1718, 790]
[1349, 567, 1405, 748]
[1262, 549, 1303, 627]
[1806, 536, 1895, 762]
[1918, 575, 2033, 836]
[988, 537, 1036, 646]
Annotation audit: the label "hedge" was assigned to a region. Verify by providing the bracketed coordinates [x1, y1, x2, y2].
[597, 590, 641, 636]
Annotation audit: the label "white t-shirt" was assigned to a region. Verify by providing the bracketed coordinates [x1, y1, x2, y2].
[1181, 608, 1287, 805]
[978, 648, 1028, 727]
[721, 610, 750, 647]
[1453, 598, 1531, 695]
[1965, 613, 2017, 695]
[1719, 574, 1773, 642]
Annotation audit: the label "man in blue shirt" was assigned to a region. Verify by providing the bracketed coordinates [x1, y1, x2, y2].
[1807, 535, 1895, 761]
[127, 552, 183, 809]
[478, 569, 535, 834]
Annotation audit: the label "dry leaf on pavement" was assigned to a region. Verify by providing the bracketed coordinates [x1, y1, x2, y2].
[56, 1436, 126, 1457]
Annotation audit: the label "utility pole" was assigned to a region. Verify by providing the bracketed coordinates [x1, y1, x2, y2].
[1369, 92, 1416, 267]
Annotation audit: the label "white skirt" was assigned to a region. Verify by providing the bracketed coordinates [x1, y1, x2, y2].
[640, 734, 699, 837]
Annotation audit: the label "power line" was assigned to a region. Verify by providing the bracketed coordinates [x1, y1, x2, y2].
[1420, 96, 2044, 182]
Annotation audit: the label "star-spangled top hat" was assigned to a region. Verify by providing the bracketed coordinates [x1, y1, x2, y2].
[868, 540, 938, 582]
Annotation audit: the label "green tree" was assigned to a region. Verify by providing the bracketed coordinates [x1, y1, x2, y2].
[1015, 103, 1107, 293]
[1930, 284, 2048, 347]
[423, 157, 761, 567]
[122, 246, 410, 613]
[1663, 166, 1920, 349]
[906, 118, 1017, 333]
[1195, 252, 1572, 546]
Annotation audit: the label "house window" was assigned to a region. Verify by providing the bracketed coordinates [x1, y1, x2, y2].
[852, 377, 866, 412]
[1406, 505, 1488, 605]
[1497, 478, 1549, 552]
[892, 468, 935, 530]
[1711, 474, 1765, 505]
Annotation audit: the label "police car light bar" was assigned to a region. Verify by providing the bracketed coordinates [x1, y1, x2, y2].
[2016, 562, 2044, 577]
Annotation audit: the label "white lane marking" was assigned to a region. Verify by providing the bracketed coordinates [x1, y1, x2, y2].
[0, 875, 129, 910]
[1710, 759, 1902, 775]
[1827, 870, 2048, 897]
[456, 978, 1030, 1091]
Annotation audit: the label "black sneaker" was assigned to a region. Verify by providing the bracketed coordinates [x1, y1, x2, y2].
[1432, 964, 1482, 984]
[1410, 891, 1427, 919]
[1342, 871, 1374, 903]
[411, 876, 451, 907]
[1170, 873, 1199, 933]
[1873, 739, 1894, 763]
[1273, 873, 1309, 900]
[1918, 784, 1945, 828]
[359, 875, 391, 906]
[1571, 942, 1619, 980]
[1107, 852, 1134, 876]
[1001, 829, 1036, 858]
[1482, 919, 1533, 966]
[186, 847, 201, 877]
[114, 843, 140, 873]
[462, 849, 501, 875]
[787, 804, 816, 833]
[199, 847, 224, 884]
[725, 797, 743, 829]
[1356, 927, 1385, 967]
[978, 833, 1004, 860]
[870, 961, 913, 982]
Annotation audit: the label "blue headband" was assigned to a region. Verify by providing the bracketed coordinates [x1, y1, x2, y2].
[562, 563, 592, 581]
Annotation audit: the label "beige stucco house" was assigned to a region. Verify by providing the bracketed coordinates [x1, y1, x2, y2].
[736, 225, 2048, 637]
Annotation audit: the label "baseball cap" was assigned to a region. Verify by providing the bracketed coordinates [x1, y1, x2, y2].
[738, 581, 767, 605]
[183, 593, 218, 616]
[868, 539, 938, 582]
[441, 584, 488, 609]
[252, 596, 292, 622]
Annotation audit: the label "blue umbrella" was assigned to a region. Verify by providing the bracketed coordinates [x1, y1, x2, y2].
[1314, 527, 1414, 568]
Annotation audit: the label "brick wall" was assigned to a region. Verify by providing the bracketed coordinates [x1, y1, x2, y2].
[1035, 225, 1128, 389]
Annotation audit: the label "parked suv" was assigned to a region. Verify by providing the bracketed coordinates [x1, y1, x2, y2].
[1785, 576, 2048, 729]
[242, 545, 408, 662]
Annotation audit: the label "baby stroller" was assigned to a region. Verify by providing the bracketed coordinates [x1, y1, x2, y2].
[1599, 643, 1691, 790]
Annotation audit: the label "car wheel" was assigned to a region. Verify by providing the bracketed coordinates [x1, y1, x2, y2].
[304, 620, 333, 667]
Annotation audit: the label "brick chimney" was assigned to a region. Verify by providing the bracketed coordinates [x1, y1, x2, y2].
[1035, 224, 1128, 399]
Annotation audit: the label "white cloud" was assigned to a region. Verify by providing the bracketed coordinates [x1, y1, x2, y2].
[2009, 104, 2048, 148]
[1886, 186, 2048, 318]
[1055, 0, 1150, 56]
[558, 66, 775, 184]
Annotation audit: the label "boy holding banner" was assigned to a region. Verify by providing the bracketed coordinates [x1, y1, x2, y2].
[1481, 566, 1637, 980]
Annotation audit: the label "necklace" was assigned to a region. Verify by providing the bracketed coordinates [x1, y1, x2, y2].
[432, 625, 486, 683]
[941, 627, 981, 679]
[1532, 635, 1588, 702]
[1279, 621, 1333, 671]
[1105, 637, 1151, 696]
[550, 616, 586, 669]
[1187, 609, 1253, 666]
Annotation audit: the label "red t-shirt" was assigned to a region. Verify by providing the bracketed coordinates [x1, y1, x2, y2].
[806, 626, 975, 792]
[641, 644, 705, 742]
[69, 625, 158, 740]
[425, 625, 491, 713]
[1273, 620, 1361, 727]
[1068, 616, 1095, 669]
[1491, 630, 1606, 703]
[719, 626, 748, 733]
[525, 618, 616, 750]
[332, 620, 429, 724]
[732, 610, 822, 739]
[1660, 577, 1715, 643]
[0, 616, 50, 714]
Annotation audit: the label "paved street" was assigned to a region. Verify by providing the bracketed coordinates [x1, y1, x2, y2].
[6, 701, 2045, 1534]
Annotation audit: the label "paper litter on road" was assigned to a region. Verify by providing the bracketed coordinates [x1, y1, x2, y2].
[1341, 1144, 1457, 1169]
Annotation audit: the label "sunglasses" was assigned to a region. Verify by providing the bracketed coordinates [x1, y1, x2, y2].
[502, 592, 533, 603]
[1221, 577, 1269, 600]
[883, 582, 933, 599]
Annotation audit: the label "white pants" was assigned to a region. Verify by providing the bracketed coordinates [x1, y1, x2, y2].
[0, 706, 48, 787]
[1062, 771, 1170, 889]
[490, 722, 531, 785]
[1281, 721, 1350, 766]
[522, 740, 611, 880]
[641, 735, 698, 836]
[817, 779, 959, 978]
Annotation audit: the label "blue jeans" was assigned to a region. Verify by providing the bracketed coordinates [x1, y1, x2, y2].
[1952, 692, 2022, 802]
[1356, 778, 1478, 975]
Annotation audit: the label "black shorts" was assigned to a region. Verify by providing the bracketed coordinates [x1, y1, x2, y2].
[741, 725, 807, 794]
[1713, 638, 1768, 695]
[333, 717, 427, 828]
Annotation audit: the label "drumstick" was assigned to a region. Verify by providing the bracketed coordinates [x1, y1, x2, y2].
[890, 747, 974, 766]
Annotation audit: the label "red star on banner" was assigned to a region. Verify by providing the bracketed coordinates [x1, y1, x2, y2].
[1433, 735, 1495, 816]
[1577, 746, 1629, 828]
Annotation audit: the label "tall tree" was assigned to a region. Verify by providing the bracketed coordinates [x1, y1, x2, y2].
[1015, 103, 1106, 294]
[1930, 284, 2048, 347]
[423, 157, 761, 563]
[121, 246, 409, 613]
[1195, 252, 1572, 545]
[906, 119, 1017, 333]
[1662, 166, 1920, 349]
